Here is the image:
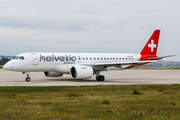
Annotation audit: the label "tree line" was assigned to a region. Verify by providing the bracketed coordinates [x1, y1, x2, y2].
[0, 57, 11, 65]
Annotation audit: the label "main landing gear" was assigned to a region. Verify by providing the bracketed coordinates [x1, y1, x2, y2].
[23, 72, 31, 82]
[95, 71, 105, 81]
[96, 75, 105, 81]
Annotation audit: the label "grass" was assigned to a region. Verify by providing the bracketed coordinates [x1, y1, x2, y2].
[0, 85, 180, 119]
[101, 100, 110, 105]
[68, 92, 80, 97]
[133, 89, 142, 95]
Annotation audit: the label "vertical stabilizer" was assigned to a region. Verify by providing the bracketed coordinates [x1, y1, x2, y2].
[140, 30, 160, 55]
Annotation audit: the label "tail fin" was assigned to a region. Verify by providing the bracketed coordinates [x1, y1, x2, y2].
[140, 30, 160, 55]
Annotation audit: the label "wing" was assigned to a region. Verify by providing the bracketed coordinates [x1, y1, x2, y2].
[93, 60, 158, 70]
[94, 60, 157, 66]
[92, 55, 175, 71]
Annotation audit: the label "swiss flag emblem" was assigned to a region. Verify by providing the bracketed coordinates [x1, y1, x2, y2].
[148, 40, 156, 52]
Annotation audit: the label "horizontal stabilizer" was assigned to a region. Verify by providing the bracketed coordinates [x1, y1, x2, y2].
[148, 55, 175, 60]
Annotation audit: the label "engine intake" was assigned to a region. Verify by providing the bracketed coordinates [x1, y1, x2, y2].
[70, 66, 93, 79]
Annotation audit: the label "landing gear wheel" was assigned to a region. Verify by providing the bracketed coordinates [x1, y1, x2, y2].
[26, 77, 31, 82]
[23, 72, 31, 82]
[96, 75, 105, 81]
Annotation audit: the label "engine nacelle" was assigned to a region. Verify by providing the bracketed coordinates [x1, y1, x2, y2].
[70, 66, 93, 79]
[44, 71, 63, 77]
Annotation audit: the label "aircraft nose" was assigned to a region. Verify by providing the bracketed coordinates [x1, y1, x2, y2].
[3, 62, 12, 70]
[3, 63, 8, 70]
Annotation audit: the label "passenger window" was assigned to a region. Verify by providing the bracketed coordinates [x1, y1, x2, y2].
[79, 58, 81, 60]
[86, 58, 88, 60]
[132, 58, 134, 60]
[90, 58, 92, 60]
[123, 58, 124, 60]
[129, 58, 131, 60]
[116, 58, 118, 60]
[19, 56, 24, 60]
[126, 58, 128, 60]
[113, 58, 115, 60]
[119, 58, 121, 60]
[107, 58, 109, 60]
[94, 58, 96, 60]
[83, 58, 84, 60]
[110, 58, 112, 60]
[97, 58, 99, 60]
[101, 58, 102, 60]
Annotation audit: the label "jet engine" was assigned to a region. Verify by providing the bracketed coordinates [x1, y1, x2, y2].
[44, 71, 63, 77]
[70, 66, 94, 79]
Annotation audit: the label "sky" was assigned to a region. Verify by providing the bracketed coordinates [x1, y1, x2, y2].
[0, 0, 179, 61]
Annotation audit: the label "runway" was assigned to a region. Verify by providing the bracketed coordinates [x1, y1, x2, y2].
[0, 69, 179, 86]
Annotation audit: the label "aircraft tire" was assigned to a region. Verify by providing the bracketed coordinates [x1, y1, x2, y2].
[26, 77, 31, 82]
[96, 76, 105, 81]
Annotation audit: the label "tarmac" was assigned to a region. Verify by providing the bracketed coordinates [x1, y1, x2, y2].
[0, 69, 179, 86]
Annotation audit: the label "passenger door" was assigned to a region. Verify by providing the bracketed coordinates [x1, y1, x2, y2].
[32, 53, 38, 66]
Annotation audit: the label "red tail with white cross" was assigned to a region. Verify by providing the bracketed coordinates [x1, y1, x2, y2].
[140, 30, 160, 56]
[139, 30, 160, 60]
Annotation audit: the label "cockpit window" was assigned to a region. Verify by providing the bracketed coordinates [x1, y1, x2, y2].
[13, 56, 24, 60]
[19, 56, 24, 60]
[14, 56, 19, 59]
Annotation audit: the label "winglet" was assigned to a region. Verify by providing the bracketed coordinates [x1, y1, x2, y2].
[140, 30, 160, 56]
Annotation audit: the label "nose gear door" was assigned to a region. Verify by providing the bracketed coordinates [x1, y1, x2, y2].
[32, 53, 38, 66]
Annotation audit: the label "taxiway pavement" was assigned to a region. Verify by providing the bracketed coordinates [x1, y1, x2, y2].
[0, 69, 179, 86]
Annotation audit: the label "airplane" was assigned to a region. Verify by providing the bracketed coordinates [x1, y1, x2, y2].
[3, 30, 174, 82]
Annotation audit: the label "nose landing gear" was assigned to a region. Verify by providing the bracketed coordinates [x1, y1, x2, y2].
[23, 72, 31, 82]
[26, 74, 31, 82]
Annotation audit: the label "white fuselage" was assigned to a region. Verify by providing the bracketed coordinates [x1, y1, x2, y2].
[4, 52, 141, 73]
